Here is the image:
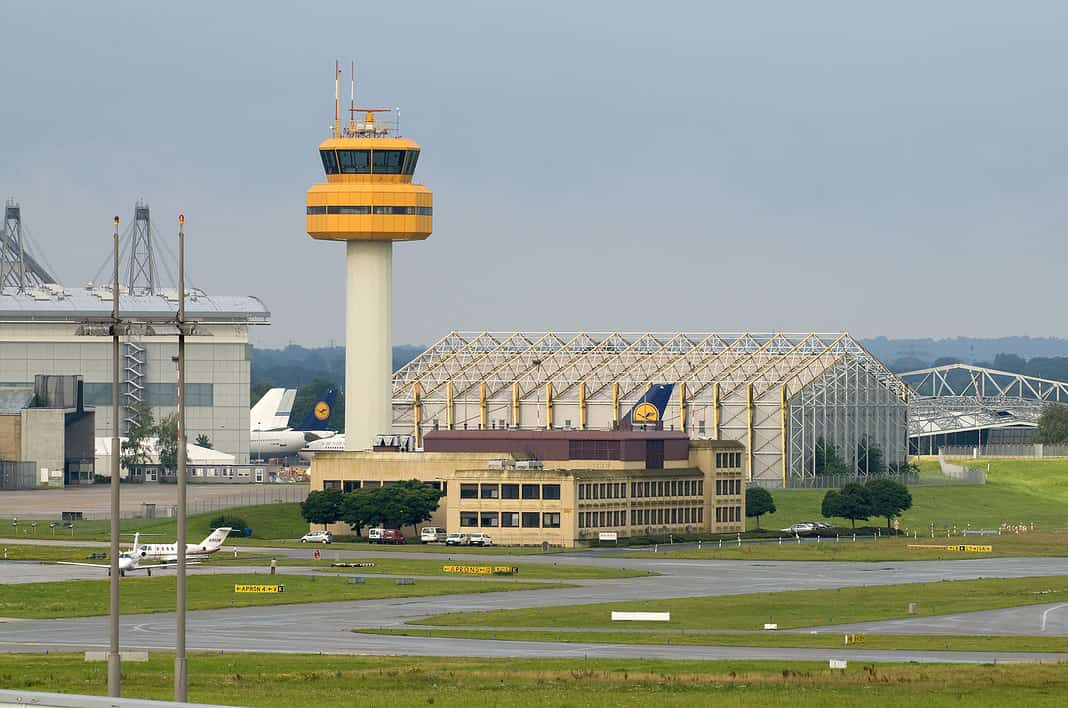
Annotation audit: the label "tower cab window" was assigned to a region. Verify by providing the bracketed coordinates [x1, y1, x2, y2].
[337, 150, 371, 174]
[320, 150, 339, 174]
[402, 151, 420, 175]
[372, 150, 405, 174]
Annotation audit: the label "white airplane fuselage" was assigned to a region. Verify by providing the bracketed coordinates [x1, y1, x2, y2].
[250, 429, 335, 458]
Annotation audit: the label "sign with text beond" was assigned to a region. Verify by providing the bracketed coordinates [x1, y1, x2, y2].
[907, 544, 993, 553]
[234, 584, 285, 593]
[443, 565, 519, 576]
[598, 532, 618, 542]
[844, 633, 865, 645]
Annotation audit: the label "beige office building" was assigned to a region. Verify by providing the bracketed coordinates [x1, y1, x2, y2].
[310, 430, 746, 547]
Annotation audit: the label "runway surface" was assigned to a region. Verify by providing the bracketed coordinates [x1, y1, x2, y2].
[3, 551, 1068, 663]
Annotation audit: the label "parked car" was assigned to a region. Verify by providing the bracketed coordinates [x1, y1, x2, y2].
[300, 530, 333, 544]
[445, 533, 471, 546]
[420, 527, 447, 544]
[468, 533, 494, 547]
[368, 528, 405, 544]
[781, 522, 816, 535]
[811, 521, 833, 530]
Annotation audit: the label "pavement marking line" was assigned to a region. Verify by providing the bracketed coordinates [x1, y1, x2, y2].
[1040, 603, 1068, 632]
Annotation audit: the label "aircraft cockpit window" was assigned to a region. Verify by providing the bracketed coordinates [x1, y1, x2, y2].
[337, 150, 371, 174]
[402, 150, 420, 175]
[372, 150, 405, 174]
[319, 150, 339, 174]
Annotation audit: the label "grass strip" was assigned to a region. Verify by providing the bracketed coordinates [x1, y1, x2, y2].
[2, 653, 1068, 707]
[626, 529, 1068, 561]
[0, 574, 568, 619]
[355, 627, 1068, 653]
[421, 575, 1068, 630]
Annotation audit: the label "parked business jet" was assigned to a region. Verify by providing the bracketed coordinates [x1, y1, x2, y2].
[251, 386, 339, 459]
[133, 527, 233, 563]
[56, 533, 199, 577]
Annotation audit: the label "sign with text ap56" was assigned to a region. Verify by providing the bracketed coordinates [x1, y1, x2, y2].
[234, 584, 285, 593]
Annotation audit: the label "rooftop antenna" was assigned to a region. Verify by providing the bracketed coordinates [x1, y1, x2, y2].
[348, 61, 356, 134]
[333, 60, 341, 138]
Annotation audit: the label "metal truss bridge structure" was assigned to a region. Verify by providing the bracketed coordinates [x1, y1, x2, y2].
[393, 331, 908, 487]
[900, 364, 1068, 451]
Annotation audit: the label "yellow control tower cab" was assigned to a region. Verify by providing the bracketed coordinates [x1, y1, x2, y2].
[307, 62, 432, 242]
[307, 63, 433, 452]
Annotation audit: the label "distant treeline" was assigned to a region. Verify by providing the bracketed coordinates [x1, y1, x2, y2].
[862, 336, 1068, 372]
[883, 352, 1068, 382]
[250, 344, 424, 429]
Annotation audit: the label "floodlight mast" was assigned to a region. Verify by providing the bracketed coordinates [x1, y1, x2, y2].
[108, 216, 121, 697]
[175, 213, 188, 701]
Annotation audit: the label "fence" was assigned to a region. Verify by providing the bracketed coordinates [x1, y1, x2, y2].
[941, 444, 1068, 458]
[0, 461, 36, 489]
[58, 484, 311, 521]
[784, 470, 920, 490]
[938, 453, 987, 484]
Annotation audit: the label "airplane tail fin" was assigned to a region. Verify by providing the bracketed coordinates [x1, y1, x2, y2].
[619, 384, 674, 430]
[251, 388, 297, 431]
[296, 386, 339, 431]
[203, 527, 233, 549]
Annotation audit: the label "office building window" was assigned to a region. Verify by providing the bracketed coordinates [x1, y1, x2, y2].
[521, 512, 540, 528]
[460, 484, 478, 499]
[322, 480, 340, 490]
[83, 383, 112, 406]
[543, 484, 561, 500]
[480, 512, 499, 527]
[521, 484, 540, 500]
[480, 483, 499, 499]
[342, 480, 360, 493]
[460, 512, 478, 527]
[543, 512, 561, 528]
[501, 512, 519, 528]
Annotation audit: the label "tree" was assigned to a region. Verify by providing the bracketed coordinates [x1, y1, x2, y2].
[745, 487, 776, 529]
[195, 433, 212, 449]
[813, 437, 850, 476]
[339, 488, 374, 536]
[301, 489, 344, 530]
[821, 482, 872, 529]
[119, 402, 155, 473]
[1035, 404, 1068, 445]
[157, 413, 179, 475]
[856, 437, 885, 476]
[865, 478, 912, 531]
[357, 481, 443, 531]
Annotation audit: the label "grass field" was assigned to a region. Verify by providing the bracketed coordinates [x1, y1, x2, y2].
[1, 654, 1067, 707]
[356, 627, 1068, 653]
[0, 544, 118, 563]
[625, 529, 1068, 561]
[0, 502, 308, 543]
[419, 575, 1068, 630]
[748, 458, 1068, 533]
[0, 574, 567, 619]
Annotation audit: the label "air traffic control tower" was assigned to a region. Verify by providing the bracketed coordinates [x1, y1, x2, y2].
[307, 64, 432, 450]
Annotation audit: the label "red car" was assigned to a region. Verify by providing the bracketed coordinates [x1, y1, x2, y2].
[369, 528, 406, 544]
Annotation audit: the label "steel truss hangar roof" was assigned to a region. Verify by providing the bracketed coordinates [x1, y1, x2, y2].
[901, 364, 1068, 439]
[393, 331, 908, 487]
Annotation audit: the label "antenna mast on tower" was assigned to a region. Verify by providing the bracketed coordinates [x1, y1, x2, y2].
[0, 199, 58, 291]
[127, 200, 158, 295]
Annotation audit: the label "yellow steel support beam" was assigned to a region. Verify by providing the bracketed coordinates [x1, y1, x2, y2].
[746, 383, 754, 481]
[413, 382, 422, 449]
[612, 383, 619, 428]
[679, 382, 687, 432]
[545, 382, 554, 430]
[579, 382, 587, 430]
[780, 384, 788, 487]
[712, 382, 721, 439]
[445, 381, 454, 429]
[479, 383, 487, 430]
[512, 382, 520, 429]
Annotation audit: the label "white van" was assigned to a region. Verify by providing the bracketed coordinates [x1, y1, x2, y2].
[367, 527, 384, 543]
[420, 527, 446, 543]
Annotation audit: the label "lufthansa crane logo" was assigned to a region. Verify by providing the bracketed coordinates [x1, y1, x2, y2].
[314, 401, 331, 421]
[633, 402, 659, 423]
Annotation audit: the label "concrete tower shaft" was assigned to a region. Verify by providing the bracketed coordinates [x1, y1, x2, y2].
[306, 86, 433, 451]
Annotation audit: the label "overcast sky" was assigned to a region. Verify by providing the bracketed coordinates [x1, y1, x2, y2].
[2, 1, 1066, 348]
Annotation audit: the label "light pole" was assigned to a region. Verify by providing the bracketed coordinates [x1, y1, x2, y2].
[175, 214, 188, 701]
[108, 215, 121, 697]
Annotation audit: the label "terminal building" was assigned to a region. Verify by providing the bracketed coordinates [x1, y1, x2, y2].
[391, 331, 909, 487]
[311, 429, 746, 547]
[0, 201, 269, 467]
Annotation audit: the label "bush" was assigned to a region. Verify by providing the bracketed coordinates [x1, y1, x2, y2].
[209, 514, 248, 531]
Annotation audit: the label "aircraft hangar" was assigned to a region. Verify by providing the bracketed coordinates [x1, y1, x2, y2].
[391, 331, 908, 488]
